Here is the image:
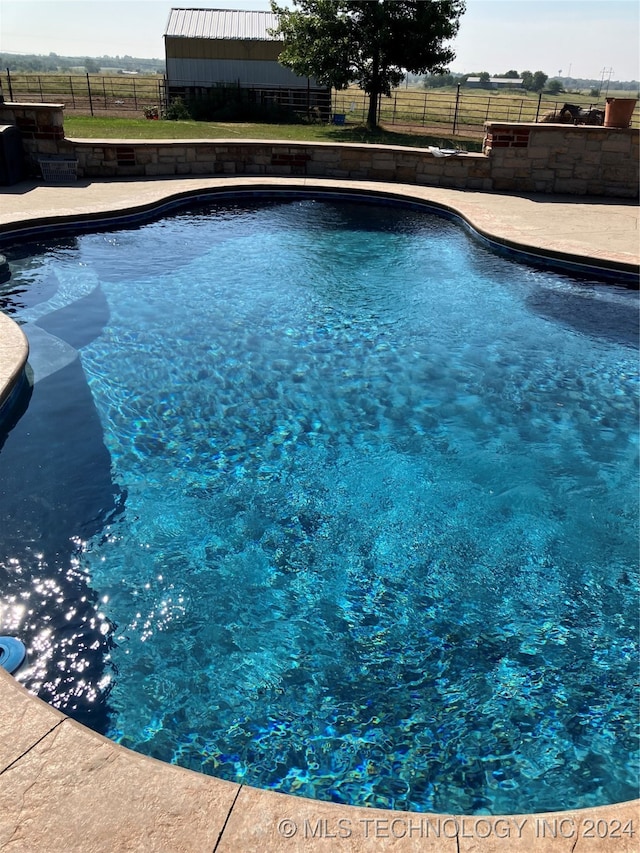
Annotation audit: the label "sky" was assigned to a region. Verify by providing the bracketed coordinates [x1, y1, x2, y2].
[0, 0, 638, 81]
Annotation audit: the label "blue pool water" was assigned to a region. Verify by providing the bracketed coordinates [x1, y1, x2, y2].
[0, 197, 638, 815]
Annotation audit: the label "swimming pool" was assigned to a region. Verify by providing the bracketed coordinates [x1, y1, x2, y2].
[0, 195, 637, 816]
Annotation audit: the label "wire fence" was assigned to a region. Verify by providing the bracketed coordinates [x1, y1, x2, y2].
[1, 70, 164, 115]
[2, 70, 638, 132]
[334, 86, 639, 132]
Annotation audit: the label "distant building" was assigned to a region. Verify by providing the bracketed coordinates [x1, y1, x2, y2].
[164, 8, 329, 112]
[465, 77, 524, 89]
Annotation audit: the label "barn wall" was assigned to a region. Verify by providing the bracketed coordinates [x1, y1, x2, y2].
[165, 36, 281, 62]
[166, 57, 315, 88]
[165, 35, 319, 89]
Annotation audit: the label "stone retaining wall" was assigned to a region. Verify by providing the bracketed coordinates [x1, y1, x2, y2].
[484, 122, 639, 197]
[0, 103, 637, 198]
[70, 138, 493, 189]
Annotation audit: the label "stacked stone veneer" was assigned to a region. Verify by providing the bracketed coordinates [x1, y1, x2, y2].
[71, 139, 492, 189]
[0, 102, 73, 171]
[0, 103, 637, 198]
[484, 122, 639, 197]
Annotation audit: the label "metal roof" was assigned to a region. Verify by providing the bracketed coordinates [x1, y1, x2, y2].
[165, 8, 281, 40]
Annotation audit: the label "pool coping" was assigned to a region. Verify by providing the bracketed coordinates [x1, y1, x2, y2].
[0, 313, 28, 419]
[0, 176, 638, 852]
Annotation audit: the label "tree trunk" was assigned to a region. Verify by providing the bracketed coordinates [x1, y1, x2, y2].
[366, 90, 378, 129]
[366, 42, 381, 130]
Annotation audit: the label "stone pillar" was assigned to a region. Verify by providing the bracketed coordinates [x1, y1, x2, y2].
[0, 102, 73, 175]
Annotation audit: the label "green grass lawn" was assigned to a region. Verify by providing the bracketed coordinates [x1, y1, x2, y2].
[63, 115, 483, 152]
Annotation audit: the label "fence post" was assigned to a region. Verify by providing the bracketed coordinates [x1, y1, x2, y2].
[69, 76, 76, 108]
[392, 92, 397, 124]
[6, 68, 13, 101]
[102, 76, 107, 108]
[160, 76, 167, 113]
[86, 73, 94, 116]
[535, 91, 542, 122]
[452, 83, 461, 134]
[133, 78, 137, 110]
[38, 75, 43, 100]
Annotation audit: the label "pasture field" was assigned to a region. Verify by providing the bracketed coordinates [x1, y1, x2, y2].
[2, 71, 638, 133]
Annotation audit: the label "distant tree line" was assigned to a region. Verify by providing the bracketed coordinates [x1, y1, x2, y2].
[0, 52, 164, 74]
[424, 69, 549, 91]
[423, 69, 638, 94]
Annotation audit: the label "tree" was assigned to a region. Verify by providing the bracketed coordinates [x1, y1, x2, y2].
[84, 57, 100, 74]
[520, 70, 533, 90]
[478, 71, 491, 88]
[520, 69, 548, 92]
[270, 0, 466, 129]
[546, 79, 563, 95]
[503, 69, 519, 78]
[532, 70, 548, 92]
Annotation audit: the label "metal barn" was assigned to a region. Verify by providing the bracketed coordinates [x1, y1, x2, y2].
[164, 8, 330, 116]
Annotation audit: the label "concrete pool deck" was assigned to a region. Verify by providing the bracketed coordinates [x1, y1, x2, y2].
[0, 176, 638, 852]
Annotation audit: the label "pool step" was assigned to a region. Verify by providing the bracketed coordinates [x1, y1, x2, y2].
[18, 267, 100, 325]
[22, 323, 78, 383]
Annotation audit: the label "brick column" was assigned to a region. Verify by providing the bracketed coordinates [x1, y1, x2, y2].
[483, 124, 531, 153]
